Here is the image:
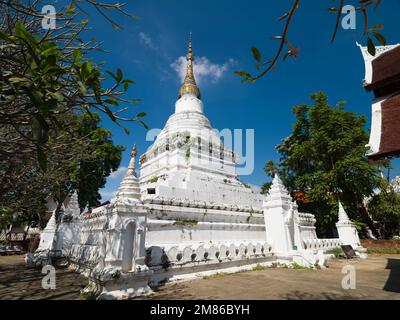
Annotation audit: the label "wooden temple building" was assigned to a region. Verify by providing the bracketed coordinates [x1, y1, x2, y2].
[358, 43, 400, 161]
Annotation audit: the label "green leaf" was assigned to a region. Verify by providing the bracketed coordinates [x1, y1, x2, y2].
[136, 112, 146, 118]
[251, 47, 262, 62]
[50, 92, 64, 102]
[372, 32, 386, 46]
[77, 81, 88, 95]
[9, 77, 29, 84]
[367, 37, 376, 56]
[370, 24, 384, 31]
[139, 120, 149, 130]
[73, 49, 83, 61]
[116, 68, 123, 82]
[37, 148, 47, 172]
[65, 6, 76, 15]
[234, 71, 251, 77]
[15, 22, 36, 46]
[106, 70, 118, 82]
[41, 45, 58, 57]
[105, 99, 118, 106]
[0, 29, 9, 41]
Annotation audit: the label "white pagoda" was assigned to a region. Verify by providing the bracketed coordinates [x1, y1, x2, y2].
[64, 36, 356, 299]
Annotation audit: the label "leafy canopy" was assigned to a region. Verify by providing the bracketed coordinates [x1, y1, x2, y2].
[263, 92, 383, 233]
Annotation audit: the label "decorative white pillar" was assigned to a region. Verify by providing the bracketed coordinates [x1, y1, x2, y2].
[37, 210, 57, 251]
[105, 144, 148, 271]
[336, 201, 366, 256]
[263, 174, 294, 256]
[55, 191, 82, 254]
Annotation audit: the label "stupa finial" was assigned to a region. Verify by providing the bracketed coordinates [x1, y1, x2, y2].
[188, 32, 193, 60]
[178, 33, 201, 99]
[127, 144, 137, 175]
[338, 200, 350, 222]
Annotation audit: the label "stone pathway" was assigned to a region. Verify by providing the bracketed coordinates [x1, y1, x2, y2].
[0, 254, 399, 300]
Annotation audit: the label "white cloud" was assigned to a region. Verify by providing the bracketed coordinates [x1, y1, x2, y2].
[139, 32, 157, 50]
[170, 56, 236, 84]
[248, 184, 262, 194]
[109, 166, 127, 180]
[99, 190, 118, 201]
[100, 190, 118, 198]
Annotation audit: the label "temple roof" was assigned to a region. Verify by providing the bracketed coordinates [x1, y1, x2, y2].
[358, 43, 400, 95]
[365, 46, 400, 93]
[367, 93, 400, 160]
[359, 43, 400, 160]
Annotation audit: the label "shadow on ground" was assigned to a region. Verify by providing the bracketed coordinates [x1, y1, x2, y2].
[384, 258, 400, 293]
[0, 255, 86, 300]
[1, 254, 400, 300]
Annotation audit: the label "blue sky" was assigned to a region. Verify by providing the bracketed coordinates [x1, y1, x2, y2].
[73, 0, 400, 200]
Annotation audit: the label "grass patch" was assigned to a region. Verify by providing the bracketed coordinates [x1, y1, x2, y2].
[80, 291, 97, 300]
[111, 270, 121, 279]
[331, 247, 343, 258]
[251, 264, 268, 271]
[291, 262, 307, 269]
[173, 219, 198, 227]
[184, 133, 191, 144]
[149, 176, 158, 183]
[366, 247, 400, 254]
[203, 272, 224, 280]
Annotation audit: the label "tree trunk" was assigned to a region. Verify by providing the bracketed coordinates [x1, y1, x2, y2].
[23, 225, 30, 241]
[356, 201, 380, 238]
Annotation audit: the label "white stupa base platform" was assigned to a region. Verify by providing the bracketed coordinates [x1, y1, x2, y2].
[92, 255, 285, 300]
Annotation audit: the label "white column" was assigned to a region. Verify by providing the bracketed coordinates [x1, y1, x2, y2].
[336, 201, 361, 248]
[263, 174, 294, 255]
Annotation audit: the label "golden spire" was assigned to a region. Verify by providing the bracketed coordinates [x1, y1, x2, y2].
[178, 33, 201, 99]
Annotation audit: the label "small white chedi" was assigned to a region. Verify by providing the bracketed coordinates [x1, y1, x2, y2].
[46, 37, 364, 299]
[27, 192, 81, 268]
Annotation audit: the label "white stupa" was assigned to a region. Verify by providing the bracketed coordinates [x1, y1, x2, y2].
[139, 34, 263, 211]
[64, 36, 354, 299]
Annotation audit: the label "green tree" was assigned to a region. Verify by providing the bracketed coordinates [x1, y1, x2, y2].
[0, 1, 143, 231]
[0, 1, 145, 171]
[0, 112, 124, 233]
[367, 183, 400, 238]
[264, 92, 383, 237]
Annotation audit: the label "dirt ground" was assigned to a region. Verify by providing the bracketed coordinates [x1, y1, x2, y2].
[0, 254, 399, 300]
[0, 255, 86, 300]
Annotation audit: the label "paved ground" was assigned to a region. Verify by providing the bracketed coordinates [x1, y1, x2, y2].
[0, 254, 399, 300]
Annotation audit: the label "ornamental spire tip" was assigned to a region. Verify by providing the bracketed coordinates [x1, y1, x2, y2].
[178, 33, 200, 99]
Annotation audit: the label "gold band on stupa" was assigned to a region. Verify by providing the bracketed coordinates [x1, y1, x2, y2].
[178, 33, 201, 99]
